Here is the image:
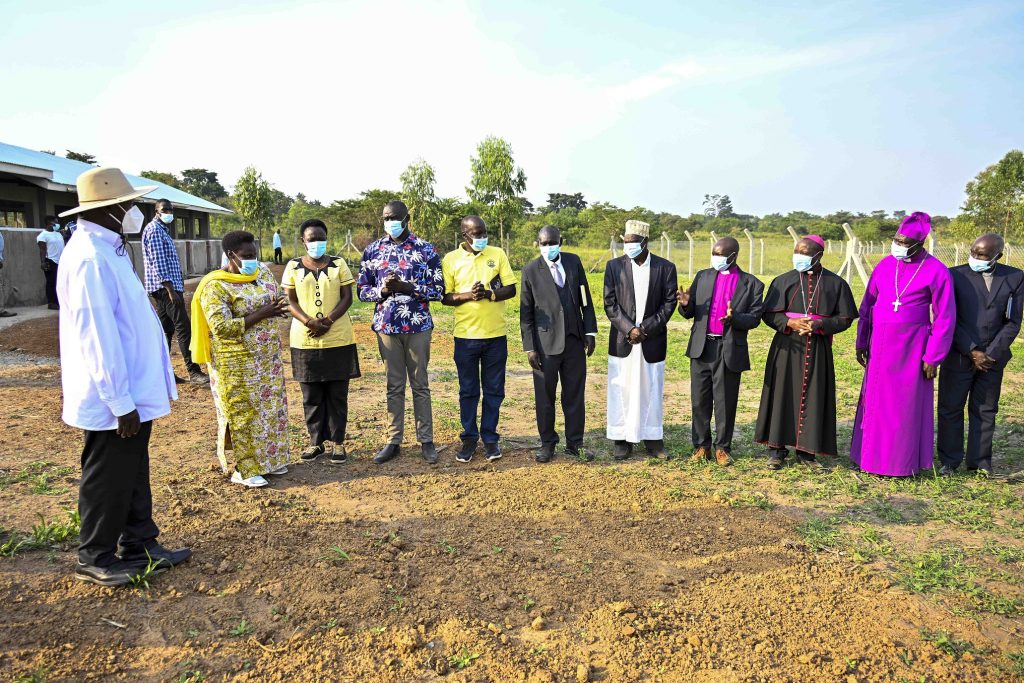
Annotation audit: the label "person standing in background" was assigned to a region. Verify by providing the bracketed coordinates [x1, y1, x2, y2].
[851, 212, 955, 477]
[273, 229, 283, 265]
[37, 215, 64, 310]
[520, 225, 597, 463]
[357, 200, 444, 465]
[678, 237, 765, 467]
[142, 199, 208, 385]
[603, 219, 678, 460]
[441, 215, 517, 464]
[0, 230, 16, 318]
[937, 233, 1023, 476]
[283, 219, 360, 466]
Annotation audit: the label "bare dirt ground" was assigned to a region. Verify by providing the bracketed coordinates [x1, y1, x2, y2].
[1, 282, 1022, 682]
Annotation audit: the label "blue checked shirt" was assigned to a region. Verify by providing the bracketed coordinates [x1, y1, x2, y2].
[357, 232, 444, 334]
[141, 219, 184, 294]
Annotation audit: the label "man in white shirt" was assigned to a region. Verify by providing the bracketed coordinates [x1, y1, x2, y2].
[0, 231, 15, 318]
[57, 167, 191, 587]
[37, 216, 65, 310]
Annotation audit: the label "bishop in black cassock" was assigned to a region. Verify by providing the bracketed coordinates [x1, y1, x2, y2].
[754, 236, 858, 469]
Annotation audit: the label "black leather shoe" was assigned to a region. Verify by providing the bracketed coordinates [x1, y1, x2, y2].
[74, 560, 143, 587]
[767, 453, 785, 470]
[374, 444, 400, 464]
[612, 440, 632, 460]
[566, 445, 594, 462]
[118, 543, 192, 568]
[536, 444, 556, 463]
[421, 442, 439, 464]
[644, 439, 667, 459]
[188, 369, 209, 385]
[938, 464, 956, 477]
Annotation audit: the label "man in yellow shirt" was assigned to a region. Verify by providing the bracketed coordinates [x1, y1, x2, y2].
[442, 216, 517, 463]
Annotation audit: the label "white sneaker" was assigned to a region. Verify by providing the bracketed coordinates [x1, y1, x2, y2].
[267, 465, 289, 475]
[230, 471, 269, 488]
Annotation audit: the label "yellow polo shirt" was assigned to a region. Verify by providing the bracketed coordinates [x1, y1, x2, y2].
[441, 245, 517, 339]
[281, 256, 356, 349]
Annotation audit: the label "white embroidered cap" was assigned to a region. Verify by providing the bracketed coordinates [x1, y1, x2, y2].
[623, 219, 650, 239]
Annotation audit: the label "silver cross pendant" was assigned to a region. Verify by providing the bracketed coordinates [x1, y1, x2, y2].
[892, 299, 902, 312]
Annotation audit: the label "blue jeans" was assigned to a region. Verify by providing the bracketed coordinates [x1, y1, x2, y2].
[454, 336, 507, 444]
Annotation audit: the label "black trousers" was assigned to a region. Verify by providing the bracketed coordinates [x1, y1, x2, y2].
[43, 259, 59, 306]
[79, 421, 159, 566]
[274, 247, 283, 264]
[937, 353, 1004, 471]
[300, 380, 350, 446]
[690, 337, 742, 453]
[152, 289, 201, 373]
[533, 334, 587, 448]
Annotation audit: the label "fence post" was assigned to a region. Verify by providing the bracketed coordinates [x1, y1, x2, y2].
[786, 226, 800, 245]
[709, 230, 718, 243]
[827, 239, 833, 254]
[759, 239, 765, 275]
[954, 243, 960, 264]
[928, 234, 936, 254]
[683, 230, 694, 279]
[660, 232, 671, 262]
[742, 228, 755, 273]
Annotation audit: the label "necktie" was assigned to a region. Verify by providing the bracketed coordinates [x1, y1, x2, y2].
[551, 263, 564, 288]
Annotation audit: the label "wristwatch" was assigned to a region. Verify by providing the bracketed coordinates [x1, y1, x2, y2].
[489, 290, 496, 301]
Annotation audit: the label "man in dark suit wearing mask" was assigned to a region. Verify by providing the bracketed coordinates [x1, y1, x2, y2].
[520, 226, 598, 462]
[604, 220, 678, 460]
[678, 237, 764, 466]
[938, 233, 1023, 476]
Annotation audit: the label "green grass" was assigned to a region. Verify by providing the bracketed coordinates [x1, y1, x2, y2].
[1, 510, 81, 557]
[919, 629, 985, 660]
[447, 648, 480, 670]
[228, 619, 253, 637]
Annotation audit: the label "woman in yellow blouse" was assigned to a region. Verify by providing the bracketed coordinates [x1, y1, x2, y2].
[283, 219, 360, 464]
[190, 230, 291, 488]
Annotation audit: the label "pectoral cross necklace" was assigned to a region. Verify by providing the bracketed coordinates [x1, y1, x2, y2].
[893, 258, 926, 312]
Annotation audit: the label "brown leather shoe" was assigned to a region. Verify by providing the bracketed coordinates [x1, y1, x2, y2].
[715, 449, 734, 466]
[689, 447, 710, 463]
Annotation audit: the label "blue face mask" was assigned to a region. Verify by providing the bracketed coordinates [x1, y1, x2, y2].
[540, 244, 561, 261]
[306, 241, 327, 258]
[159, 213, 174, 224]
[711, 254, 733, 272]
[239, 259, 259, 276]
[624, 242, 644, 259]
[793, 254, 817, 273]
[471, 237, 489, 251]
[968, 256, 995, 272]
[891, 242, 911, 260]
[384, 220, 405, 239]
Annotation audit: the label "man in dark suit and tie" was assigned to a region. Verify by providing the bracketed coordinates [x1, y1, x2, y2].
[678, 237, 765, 466]
[938, 233, 1023, 476]
[520, 226, 598, 462]
[604, 220, 678, 460]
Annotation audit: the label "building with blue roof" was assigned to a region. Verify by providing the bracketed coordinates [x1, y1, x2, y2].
[0, 141, 231, 238]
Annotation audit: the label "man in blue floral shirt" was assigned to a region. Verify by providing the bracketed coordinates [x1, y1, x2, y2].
[358, 200, 444, 465]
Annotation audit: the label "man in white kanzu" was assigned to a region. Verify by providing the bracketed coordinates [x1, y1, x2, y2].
[603, 220, 678, 459]
[57, 167, 191, 587]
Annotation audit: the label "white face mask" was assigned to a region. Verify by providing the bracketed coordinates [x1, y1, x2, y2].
[891, 241, 911, 261]
[109, 205, 145, 235]
[711, 254, 733, 272]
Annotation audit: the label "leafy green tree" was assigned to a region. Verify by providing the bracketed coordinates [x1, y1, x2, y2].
[544, 193, 587, 213]
[400, 159, 438, 240]
[702, 194, 734, 218]
[962, 150, 1024, 240]
[140, 170, 182, 188]
[182, 169, 228, 202]
[40, 149, 56, 155]
[233, 166, 273, 259]
[268, 188, 293, 218]
[467, 136, 528, 246]
[65, 151, 96, 164]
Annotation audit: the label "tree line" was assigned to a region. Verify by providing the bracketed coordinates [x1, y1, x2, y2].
[52, 143, 1023, 256]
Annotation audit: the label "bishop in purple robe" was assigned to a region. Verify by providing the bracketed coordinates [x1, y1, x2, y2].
[851, 212, 956, 476]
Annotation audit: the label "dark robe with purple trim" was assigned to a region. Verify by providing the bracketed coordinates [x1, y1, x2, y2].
[754, 268, 858, 456]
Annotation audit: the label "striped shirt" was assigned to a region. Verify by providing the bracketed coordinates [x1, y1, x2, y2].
[141, 219, 184, 294]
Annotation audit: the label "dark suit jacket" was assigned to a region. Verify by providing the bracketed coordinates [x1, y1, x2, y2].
[603, 254, 678, 363]
[678, 267, 765, 372]
[948, 263, 1024, 368]
[520, 252, 598, 356]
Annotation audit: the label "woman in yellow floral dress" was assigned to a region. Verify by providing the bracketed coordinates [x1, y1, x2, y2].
[190, 230, 291, 488]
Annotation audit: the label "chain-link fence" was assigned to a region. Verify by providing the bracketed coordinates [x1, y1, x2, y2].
[603, 235, 1019, 284]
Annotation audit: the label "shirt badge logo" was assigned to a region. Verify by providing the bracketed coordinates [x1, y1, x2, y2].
[487, 260, 496, 268]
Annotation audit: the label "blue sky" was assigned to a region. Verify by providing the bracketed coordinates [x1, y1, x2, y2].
[2, 0, 1021, 216]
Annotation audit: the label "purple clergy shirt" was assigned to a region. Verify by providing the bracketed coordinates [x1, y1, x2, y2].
[708, 265, 740, 335]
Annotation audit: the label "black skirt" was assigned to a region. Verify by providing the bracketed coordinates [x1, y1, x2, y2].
[291, 344, 361, 383]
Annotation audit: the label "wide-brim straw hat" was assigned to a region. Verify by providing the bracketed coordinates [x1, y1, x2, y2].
[58, 167, 157, 217]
